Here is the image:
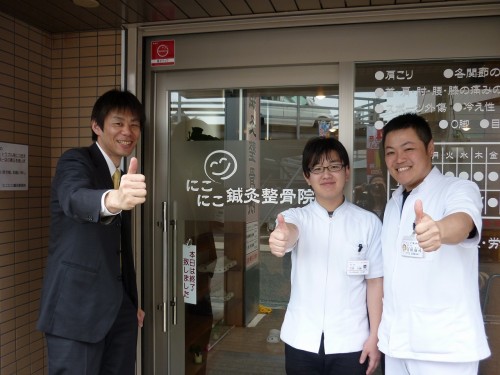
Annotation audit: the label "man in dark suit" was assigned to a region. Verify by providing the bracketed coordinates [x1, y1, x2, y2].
[37, 89, 147, 374]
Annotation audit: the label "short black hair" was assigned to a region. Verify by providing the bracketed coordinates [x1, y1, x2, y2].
[302, 136, 350, 178]
[91, 89, 145, 141]
[382, 113, 433, 149]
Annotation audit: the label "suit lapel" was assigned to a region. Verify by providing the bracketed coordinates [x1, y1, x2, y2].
[89, 143, 114, 190]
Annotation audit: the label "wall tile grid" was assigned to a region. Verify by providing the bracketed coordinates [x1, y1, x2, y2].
[0, 11, 121, 374]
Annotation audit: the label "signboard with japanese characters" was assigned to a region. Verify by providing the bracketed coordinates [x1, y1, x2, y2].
[355, 60, 500, 219]
[0, 142, 28, 191]
[182, 243, 197, 304]
[245, 95, 260, 269]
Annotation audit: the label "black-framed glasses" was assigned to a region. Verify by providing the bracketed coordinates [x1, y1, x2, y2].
[309, 164, 345, 174]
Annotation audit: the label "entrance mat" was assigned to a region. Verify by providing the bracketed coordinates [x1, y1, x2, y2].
[207, 350, 285, 374]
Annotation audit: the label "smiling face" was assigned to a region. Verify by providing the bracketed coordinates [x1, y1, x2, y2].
[384, 127, 434, 191]
[304, 150, 350, 211]
[92, 109, 141, 166]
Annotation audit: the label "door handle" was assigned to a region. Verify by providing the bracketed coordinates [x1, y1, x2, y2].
[170, 212, 178, 326]
[162, 202, 168, 332]
[161, 201, 178, 331]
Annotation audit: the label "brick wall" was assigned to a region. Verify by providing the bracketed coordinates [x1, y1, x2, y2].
[0, 11, 121, 374]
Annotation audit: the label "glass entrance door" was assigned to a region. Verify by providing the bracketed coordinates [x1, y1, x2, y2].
[170, 87, 340, 374]
[144, 71, 340, 374]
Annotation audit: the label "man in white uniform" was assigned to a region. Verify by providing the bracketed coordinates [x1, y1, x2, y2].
[269, 136, 383, 375]
[378, 113, 490, 375]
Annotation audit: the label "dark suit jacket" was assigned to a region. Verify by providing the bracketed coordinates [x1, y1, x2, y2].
[37, 143, 138, 343]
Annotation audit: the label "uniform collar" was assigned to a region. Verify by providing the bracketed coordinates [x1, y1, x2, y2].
[392, 166, 439, 199]
[312, 197, 348, 218]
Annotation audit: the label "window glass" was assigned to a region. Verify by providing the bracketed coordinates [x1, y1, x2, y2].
[354, 60, 500, 374]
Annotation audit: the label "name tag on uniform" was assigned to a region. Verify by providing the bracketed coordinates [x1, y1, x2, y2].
[401, 235, 424, 258]
[347, 259, 369, 275]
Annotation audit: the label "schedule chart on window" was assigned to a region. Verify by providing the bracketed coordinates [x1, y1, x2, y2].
[433, 142, 500, 220]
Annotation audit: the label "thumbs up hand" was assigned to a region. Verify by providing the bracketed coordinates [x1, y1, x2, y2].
[106, 157, 147, 212]
[269, 214, 297, 257]
[119, 157, 147, 208]
[414, 199, 442, 252]
[127, 157, 138, 174]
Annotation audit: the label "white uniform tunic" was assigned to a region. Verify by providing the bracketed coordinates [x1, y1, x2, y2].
[378, 167, 490, 362]
[280, 199, 383, 354]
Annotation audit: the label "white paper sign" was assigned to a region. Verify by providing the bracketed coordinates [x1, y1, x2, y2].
[0, 142, 28, 191]
[182, 244, 197, 304]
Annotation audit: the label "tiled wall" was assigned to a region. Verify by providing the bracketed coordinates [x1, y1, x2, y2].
[51, 30, 121, 162]
[0, 11, 121, 374]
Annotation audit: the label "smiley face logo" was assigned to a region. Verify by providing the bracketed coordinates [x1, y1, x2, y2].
[204, 150, 238, 183]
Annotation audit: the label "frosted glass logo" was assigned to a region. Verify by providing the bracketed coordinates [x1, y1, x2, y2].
[204, 150, 237, 183]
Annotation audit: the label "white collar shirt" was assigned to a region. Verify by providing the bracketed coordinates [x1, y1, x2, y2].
[95, 141, 123, 216]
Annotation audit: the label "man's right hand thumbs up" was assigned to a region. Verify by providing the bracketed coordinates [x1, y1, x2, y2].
[413, 199, 442, 252]
[269, 214, 294, 257]
[127, 156, 138, 174]
[119, 157, 147, 209]
[414, 199, 424, 225]
[106, 157, 147, 213]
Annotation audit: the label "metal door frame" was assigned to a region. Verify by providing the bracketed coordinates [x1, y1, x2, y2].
[142, 63, 347, 374]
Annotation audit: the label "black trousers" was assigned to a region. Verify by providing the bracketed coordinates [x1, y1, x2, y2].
[285, 334, 368, 375]
[45, 292, 138, 375]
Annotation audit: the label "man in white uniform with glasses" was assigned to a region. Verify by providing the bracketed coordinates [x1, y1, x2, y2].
[269, 136, 383, 375]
